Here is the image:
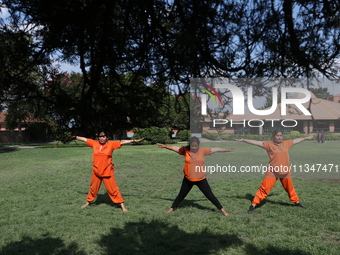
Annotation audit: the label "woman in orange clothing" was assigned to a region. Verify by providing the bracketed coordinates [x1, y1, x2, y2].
[235, 129, 313, 213]
[157, 136, 235, 217]
[75, 132, 143, 211]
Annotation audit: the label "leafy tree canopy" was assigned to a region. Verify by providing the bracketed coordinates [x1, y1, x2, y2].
[309, 87, 332, 99]
[0, 0, 339, 139]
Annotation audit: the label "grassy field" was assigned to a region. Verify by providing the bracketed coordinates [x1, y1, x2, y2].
[0, 140, 339, 255]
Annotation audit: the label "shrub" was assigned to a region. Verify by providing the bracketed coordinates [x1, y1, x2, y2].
[201, 133, 222, 140]
[133, 126, 169, 144]
[177, 130, 191, 141]
[324, 133, 340, 141]
[200, 133, 323, 141]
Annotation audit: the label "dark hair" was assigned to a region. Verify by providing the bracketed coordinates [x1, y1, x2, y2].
[97, 131, 109, 138]
[189, 136, 200, 145]
[271, 129, 282, 138]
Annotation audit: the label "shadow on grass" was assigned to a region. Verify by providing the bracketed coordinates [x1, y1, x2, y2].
[98, 219, 243, 255]
[237, 193, 295, 209]
[177, 200, 224, 212]
[0, 233, 85, 255]
[83, 193, 219, 213]
[235, 193, 267, 209]
[92, 193, 140, 207]
[77, 192, 142, 208]
[0, 147, 18, 153]
[245, 243, 310, 255]
[158, 197, 222, 212]
[92, 193, 115, 206]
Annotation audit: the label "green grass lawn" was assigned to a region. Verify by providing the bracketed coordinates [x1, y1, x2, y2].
[0, 141, 339, 255]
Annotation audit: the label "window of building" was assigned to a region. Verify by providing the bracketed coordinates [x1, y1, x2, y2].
[313, 121, 329, 132]
[334, 120, 340, 132]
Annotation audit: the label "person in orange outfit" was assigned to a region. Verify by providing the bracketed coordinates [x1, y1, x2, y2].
[75, 131, 143, 211]
[235, 129, 313, 213]
[157, 136, 235, 217]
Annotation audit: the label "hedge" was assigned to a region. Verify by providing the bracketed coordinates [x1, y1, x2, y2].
[201, 132, 340, 141]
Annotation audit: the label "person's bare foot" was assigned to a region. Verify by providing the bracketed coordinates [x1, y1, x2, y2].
[81, 202, 90, 208]
[165, 208, 175, 214]
[221, 208, 230, 217]
[120, 203, 128, 212]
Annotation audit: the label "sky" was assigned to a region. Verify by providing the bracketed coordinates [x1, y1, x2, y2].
[312, 78, 340, 96]
[55, 61, 81, 73]
[0, 7, 8, 19]
[1, 7, 81, 73]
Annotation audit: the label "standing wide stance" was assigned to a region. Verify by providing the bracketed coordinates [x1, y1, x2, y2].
[75, 131, 143, 211]
[157, 136, 235, 217]
[235, 129, 313, 213]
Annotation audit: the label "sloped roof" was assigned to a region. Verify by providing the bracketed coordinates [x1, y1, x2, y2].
[228, 92, 340, 121]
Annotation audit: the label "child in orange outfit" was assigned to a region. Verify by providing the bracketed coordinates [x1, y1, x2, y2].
[157, 136, 235, 216]
[235, 129, 313, 213]
[75, 132, 143, 211]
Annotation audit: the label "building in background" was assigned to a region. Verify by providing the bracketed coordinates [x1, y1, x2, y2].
[202, 92, 340, 134]
[0, 111, 49, 144]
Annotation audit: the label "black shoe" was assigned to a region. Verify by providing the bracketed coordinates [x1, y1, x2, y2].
[295, 202, 306, 209]
[247, 205, 255, 213]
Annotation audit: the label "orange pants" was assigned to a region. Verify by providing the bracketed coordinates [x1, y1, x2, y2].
[86, 171, 125, 204]
[252, 172, 299, 205]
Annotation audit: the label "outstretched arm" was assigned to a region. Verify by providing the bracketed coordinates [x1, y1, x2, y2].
[156, 143, 180, 153]
[121, 138, 144, 145]
[75, 136, 87, 142]
[210, 147, 235, 154]
[293, 135, 313, 145]
[234, 138, 264, 148]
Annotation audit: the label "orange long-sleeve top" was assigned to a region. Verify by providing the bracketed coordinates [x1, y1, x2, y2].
[178, 146, 211, 181]
[86, 139, 122, 177]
